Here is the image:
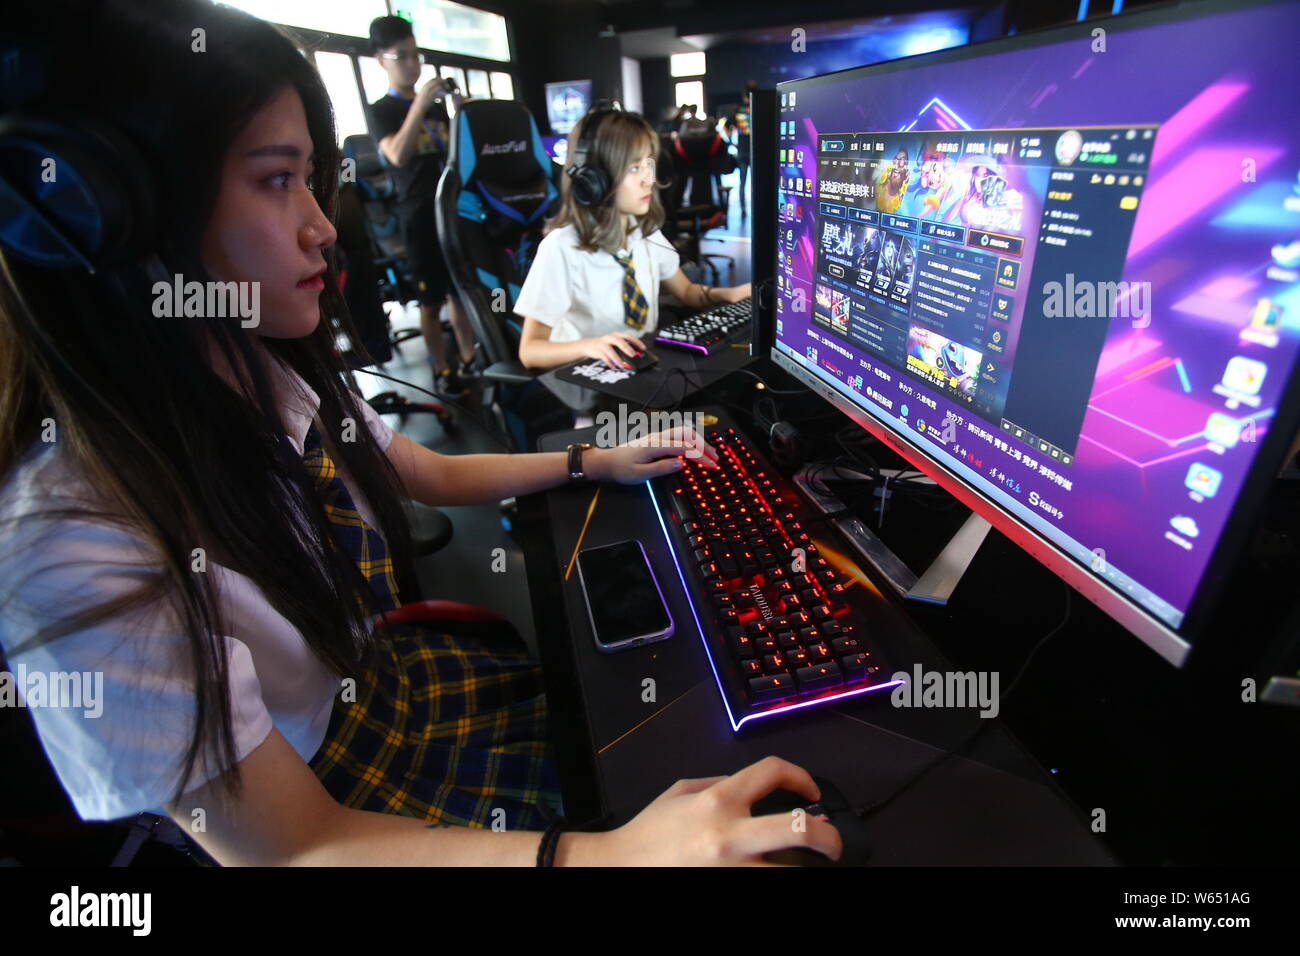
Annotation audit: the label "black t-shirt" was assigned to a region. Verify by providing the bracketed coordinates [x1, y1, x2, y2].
[369, 92, 451, 209]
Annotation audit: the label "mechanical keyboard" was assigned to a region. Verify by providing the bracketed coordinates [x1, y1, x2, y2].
[649, 415, 903, 730]
[655, 297, 752, 355]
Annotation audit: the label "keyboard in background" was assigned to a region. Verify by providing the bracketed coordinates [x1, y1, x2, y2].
[655, 297, 752, 355]
[649, 415, 903, 730]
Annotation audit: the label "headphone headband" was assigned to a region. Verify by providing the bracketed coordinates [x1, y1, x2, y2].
[565, 107, 621, 207]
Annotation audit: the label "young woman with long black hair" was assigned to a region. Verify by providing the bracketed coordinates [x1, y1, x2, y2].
[0, 0, 840, 865]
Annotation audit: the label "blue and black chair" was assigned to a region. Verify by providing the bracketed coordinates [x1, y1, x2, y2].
[342, 133, 418, 309]
[435, 99, 570, 451]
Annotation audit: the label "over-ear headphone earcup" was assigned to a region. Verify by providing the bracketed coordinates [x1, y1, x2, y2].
[0, 115, 156, 271]
[567, 164, 612, 207]
[565, 107, 619, 207]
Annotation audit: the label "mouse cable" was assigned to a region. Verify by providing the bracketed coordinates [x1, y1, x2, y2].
[726, 365, 810, 396]
[637, 366, 775, 425]
[351, 366, 515, 453]
[855, 580, 1074, 822]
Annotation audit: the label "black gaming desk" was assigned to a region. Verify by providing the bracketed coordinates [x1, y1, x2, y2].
[519, 405, 1114, 865]
[537, 334, 756, 411]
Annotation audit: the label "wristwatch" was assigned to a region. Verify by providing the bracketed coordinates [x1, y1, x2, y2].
[566, 442, 594, 483]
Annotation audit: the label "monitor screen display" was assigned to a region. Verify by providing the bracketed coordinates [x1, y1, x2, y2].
[545, 79, 592, 135]
[539, 133, 568, 164]
[772, 0, 1300, 654]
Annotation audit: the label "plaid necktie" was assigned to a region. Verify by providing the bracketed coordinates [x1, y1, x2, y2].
[301, 424, 401, 615]
[613, 249, 650, 331]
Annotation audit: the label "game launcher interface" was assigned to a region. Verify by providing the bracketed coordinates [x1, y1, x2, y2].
[773, 0, 1300, 636]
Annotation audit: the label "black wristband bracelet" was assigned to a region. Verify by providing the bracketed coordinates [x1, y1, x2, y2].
[536, 818, 566, 867]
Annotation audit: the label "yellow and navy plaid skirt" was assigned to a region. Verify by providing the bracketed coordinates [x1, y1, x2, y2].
[300, 423, 562, 831]
[308, 622, 563, 831]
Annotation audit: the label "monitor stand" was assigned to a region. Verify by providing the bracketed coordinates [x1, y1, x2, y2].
[793, 466, 990, 606]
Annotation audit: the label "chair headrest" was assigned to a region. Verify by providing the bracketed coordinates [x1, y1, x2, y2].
[452, 99, 551, 187]
[343, 133, 384, 177]
[674, 123, 724, 166]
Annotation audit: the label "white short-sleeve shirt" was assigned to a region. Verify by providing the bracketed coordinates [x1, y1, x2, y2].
[513, 222, 680, 342]
[0, 359, 394, 821]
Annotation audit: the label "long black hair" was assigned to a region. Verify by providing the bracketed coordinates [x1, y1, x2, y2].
[0, 0, 414, 805]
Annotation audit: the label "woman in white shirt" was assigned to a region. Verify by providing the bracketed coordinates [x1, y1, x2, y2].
[515, 108, 751, 371]
[0, 0, 841, 866]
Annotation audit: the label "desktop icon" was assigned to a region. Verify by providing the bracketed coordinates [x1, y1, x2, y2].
[1170, 515, 1200, 538]
[1251, 298, 1282, 331]
[1218, 356, 1268, 398]
[1203, 413, 1242, 449]
[1184, 462, 1223, 498]
[1269, 240, 1300, 270]
[1241, 300, 1282, 347]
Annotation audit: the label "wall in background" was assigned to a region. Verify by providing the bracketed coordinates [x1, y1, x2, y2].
[621, 56, 644, 114]
[505, 0, 622, 134]
[638, 16, 977, 127]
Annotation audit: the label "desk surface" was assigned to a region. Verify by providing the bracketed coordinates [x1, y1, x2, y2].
[521, 413, 1113, 865]
[539, 336, 756, 410]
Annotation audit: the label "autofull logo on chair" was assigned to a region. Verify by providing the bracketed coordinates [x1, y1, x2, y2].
[481, 139, 528, 155]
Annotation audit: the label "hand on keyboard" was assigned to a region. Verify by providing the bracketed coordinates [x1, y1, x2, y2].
[590, 425, 721, 483]
[563, 756, 842, 865]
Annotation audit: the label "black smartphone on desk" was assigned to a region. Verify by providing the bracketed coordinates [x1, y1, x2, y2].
[576, 540, 674, 652]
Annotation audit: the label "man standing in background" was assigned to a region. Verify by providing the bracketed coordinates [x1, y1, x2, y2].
[369, 15, 476, 394]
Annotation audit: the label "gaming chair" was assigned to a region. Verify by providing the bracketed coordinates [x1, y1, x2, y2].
[434, 99, 570, 451]
[665, 118, 738, 285]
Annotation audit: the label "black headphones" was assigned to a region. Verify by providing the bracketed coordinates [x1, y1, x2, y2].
[565, 107, 620, 207]
[0, 36, 159, 278]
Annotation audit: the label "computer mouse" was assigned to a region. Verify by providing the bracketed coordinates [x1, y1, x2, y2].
[750, 774, 872, 866]
[626, 347, 659, 372]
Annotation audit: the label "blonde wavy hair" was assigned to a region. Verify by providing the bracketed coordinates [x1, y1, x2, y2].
[547, 109, 670, 254]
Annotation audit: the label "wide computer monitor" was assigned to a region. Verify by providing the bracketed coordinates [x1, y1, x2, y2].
[768, 0, 1300, 667]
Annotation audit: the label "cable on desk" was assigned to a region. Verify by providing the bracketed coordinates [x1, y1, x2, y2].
[855, 580, 1075, 822]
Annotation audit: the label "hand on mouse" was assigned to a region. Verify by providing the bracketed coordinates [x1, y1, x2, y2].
[558, 756, 843, 865]
[580, 332, 644, 370]
[587, 424, 720, 482]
